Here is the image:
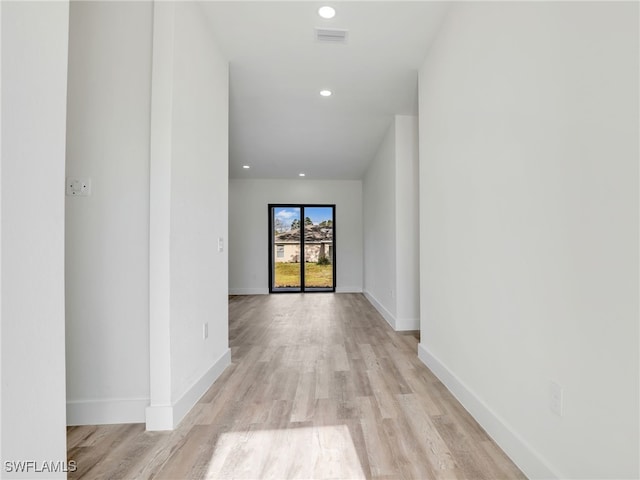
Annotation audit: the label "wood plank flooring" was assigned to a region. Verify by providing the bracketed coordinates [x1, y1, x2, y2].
[67, 293, 526, 479]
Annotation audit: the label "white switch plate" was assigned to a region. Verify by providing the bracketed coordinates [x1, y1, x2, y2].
[66, 177, 91, 196]
[218, 237, 224, 253]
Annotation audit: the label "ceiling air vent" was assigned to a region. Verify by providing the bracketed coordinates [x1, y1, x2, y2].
[315, 28, 348, 43]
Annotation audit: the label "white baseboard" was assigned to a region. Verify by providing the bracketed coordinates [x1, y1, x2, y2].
[146, 348, 231, 431]
[145, 404, 173, 431]
[394, 316, 419, 331]
[67, 397, 148, 425]
[417, 343, 563, 480]
[364, 291, 418, 331]
[230, 287, 363, 294]
[336, 286, 363, 293]
[229, 288, 268, 295]
[172, 348, 231, 427]
[363, 291, 396, 328]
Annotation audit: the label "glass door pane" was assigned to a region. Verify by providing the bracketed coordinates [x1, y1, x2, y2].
[303, 206, 334, 290]
[271, 206, 301, 291]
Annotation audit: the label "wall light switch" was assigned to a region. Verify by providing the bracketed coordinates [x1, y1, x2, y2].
[66, 177, 91, 196]
[218, 237, 224, 253]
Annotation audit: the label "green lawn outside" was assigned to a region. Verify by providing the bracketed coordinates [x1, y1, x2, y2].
[274, 262, 333, 288]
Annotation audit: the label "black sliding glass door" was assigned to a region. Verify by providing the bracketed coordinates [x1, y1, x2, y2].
[269, 204, 335, 293]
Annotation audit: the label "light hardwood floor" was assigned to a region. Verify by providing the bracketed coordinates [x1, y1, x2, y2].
[67, 293, 526, 479]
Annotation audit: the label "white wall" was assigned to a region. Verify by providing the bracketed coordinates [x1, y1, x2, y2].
[146, 2, 230, 430]
[394, 116, 419, 327]
[65, 1, 153, 424]
[66, 1, 230, 430]
[363, 122, 396, 319]
[229, 179, 363, 294]
[418, 3, 638, 479]
[363, 115, 419, 330]
[1, 1, 69, 477]
[169, 1, 230, 413]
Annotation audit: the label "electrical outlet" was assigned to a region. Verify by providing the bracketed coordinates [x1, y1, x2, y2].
[550, 381, 563, 416]
[203, 322, 209, 340]
[66, 177, 91, 196]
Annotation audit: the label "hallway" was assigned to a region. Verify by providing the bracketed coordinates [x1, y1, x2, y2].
[67, 294, 525, 479]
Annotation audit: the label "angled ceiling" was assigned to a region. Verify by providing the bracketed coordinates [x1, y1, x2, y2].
[201, 2, 449, 180]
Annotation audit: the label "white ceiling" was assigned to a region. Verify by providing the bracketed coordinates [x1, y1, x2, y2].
[201, 2, 449, 180]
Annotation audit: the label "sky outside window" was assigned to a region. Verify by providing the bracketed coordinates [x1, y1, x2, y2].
[275, 207, 332, 229]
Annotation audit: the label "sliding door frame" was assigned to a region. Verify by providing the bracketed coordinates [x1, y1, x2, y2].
[268, 204, 336, 293]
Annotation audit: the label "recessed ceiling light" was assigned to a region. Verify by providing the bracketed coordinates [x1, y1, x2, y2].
[318, 6, 336, 19]
[242, 165, 250, 169]
[299, 173, 306, 177]
[320, 89, 332, 97]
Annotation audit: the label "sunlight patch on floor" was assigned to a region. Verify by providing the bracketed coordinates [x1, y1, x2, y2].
[205, 425, 366, 479]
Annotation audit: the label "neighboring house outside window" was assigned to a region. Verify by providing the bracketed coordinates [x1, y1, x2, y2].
[273, 224, 332, 264]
